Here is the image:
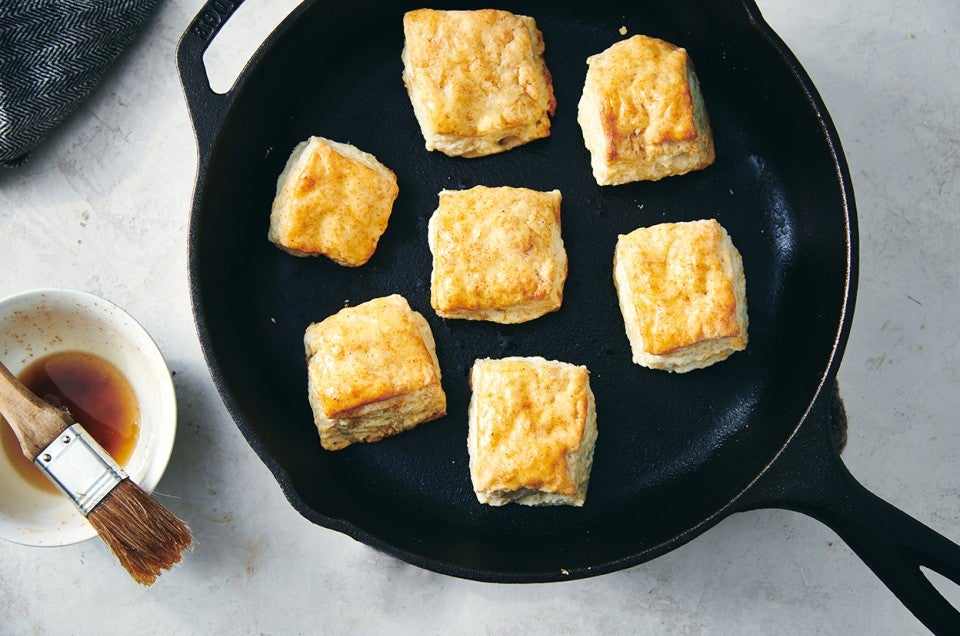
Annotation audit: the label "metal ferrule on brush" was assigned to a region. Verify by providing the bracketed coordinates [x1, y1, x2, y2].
[34, 423, 127, 515]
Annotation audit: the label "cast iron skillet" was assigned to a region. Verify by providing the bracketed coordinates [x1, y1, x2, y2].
[178, 0, 960, 630]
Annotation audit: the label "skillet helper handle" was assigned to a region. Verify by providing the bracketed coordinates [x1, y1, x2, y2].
[735, 393, 960, 634]
[176, 0, 246, 156]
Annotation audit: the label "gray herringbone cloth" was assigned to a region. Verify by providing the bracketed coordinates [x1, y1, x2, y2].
[0, 0, 162, 166]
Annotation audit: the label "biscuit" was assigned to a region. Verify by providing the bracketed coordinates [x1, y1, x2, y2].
[577, 34, 715, 185]
[268, 136, 399, 266]
[428, 186, 567, 323]
[468, 357, 597, 506]
[401, 9, 556, 158]
[613, 219, 747, 372]
[304, 295, 446, 450]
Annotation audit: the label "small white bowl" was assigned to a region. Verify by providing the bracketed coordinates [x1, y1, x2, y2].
[0, 288, 177, 546]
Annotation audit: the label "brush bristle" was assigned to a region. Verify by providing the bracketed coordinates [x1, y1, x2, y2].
[86, 479, 193, 585]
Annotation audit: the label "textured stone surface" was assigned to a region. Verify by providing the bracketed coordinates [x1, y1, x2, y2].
[1, 1, 957, 633]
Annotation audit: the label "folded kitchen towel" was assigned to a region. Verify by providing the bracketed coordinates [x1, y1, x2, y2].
[0, 0, 162, 166]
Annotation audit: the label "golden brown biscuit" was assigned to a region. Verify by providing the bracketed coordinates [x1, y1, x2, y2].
[304, 295, 446, 450]
[268, 136, 399, 266]
[613, 219, 748, 372]
[428, 186, 567, 323]
[468, 357, 597, 506]
[577, 34, 715, 185]
[401, 8, 556, 157]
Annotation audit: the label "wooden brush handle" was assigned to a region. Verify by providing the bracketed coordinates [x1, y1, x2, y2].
[0, 359, 73, 459]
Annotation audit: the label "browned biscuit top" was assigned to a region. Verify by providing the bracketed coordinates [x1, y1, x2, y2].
[470, 357, 589, 496]
[585, 34, 698, 163]
[402, 8, 555, 137]
[304, 295, 439, 418]
[615, 219, 743, 356]
[429, 186, 565, 315]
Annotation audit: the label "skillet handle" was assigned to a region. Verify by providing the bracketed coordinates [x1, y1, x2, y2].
[176, 0, 247, 157]
[734, 391, 960, 634]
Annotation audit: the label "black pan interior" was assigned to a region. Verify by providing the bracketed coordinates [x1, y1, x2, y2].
[190, 0, 853, 580]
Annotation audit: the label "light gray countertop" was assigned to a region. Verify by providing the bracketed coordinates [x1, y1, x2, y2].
[1, 1, 958, 633]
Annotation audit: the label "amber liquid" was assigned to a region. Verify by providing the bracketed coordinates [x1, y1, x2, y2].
[0, 351, 140, 494]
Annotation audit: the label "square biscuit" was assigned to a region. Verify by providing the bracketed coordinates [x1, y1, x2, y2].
[401, 8, 556, 158]
[613, 219, 748, 373]
[428, 186, 567, 324]
[468, 357, 598, 506]
[304, 294, 446, 450]
[268, 136, 399, 266]
[577, 34, 715, 185]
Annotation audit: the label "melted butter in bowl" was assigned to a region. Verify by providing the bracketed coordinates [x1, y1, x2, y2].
[0, 289, 176, 547]
[1, 351, 142, 494]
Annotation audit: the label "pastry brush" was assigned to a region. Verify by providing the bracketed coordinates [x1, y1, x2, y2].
[0, 359, 191, 585]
